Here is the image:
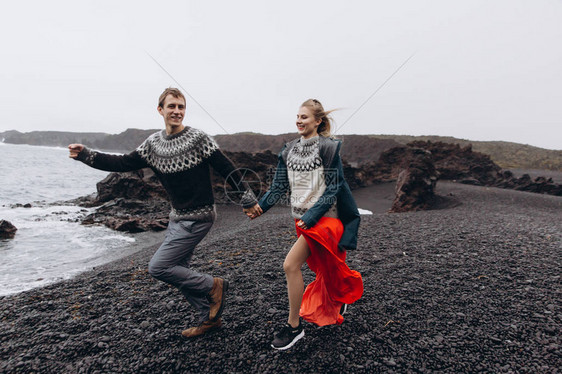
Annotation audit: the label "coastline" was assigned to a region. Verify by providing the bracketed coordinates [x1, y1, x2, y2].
[1, 183, 561, 373]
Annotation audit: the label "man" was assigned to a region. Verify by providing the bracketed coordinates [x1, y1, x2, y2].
[69, 88, 257, 337]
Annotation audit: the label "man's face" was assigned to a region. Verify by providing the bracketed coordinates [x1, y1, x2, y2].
[158, 95, 186, 130]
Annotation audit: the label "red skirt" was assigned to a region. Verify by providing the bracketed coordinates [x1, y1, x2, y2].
[296, 217, 363, 326]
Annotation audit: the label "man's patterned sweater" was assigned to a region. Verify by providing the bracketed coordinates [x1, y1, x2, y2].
[75, 126, 257, 222]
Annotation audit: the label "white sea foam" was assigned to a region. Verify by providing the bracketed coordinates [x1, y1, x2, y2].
[0, 143, 142, 296]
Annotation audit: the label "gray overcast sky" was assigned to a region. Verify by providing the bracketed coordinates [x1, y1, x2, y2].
[1, 0, 561, 150]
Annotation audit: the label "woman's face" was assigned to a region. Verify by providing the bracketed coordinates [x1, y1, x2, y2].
[296, 106, 321, 139]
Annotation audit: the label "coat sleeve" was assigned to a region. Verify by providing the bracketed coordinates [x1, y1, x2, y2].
[75, 147, 148, 172]
[336, 182, 361, 250]
[257, 148, 290, 213]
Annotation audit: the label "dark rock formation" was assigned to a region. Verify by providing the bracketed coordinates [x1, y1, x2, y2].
[9, 203, 32, 208]
[78, 169, 170, 233]
[374, 145, 422, 181]
[408, 141, 500, 185]
[73, 141, 561, 231]
[349, 141, 561, 213]
[494, 171, 562, 195]
[94, 169, 167, 204]
[389, 148, 439, 213]
[403, 141, 562, 196]
[81, 198, 169, 233]
[0, 220, 17, 239]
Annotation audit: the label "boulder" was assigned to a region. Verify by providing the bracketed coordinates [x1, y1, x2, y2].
[0, 220, 17, 239]
[407, 141, 501, 183]
[78, 169, 171, 233]
[81, 198, 170, 233]
[390, 148, 439, 213]
[490, 172, 562, 196]
[95, 169, 167, 204]
[512, 175, 562, 195]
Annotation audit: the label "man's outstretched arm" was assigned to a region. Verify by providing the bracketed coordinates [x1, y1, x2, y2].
[68, 143, 148, 172]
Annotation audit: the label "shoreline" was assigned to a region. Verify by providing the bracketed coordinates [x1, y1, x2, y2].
[1, 183, 560, 373]
[0, 181, 390, 299]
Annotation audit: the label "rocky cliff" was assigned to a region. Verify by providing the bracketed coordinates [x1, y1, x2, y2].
[70, 142, 561, 233]
[5, 129, 560, 171]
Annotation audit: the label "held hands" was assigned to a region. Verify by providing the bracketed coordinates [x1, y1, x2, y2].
[296, 220, 309, 230]
[243, 204, 309, 229]
[244, 203, 263, 219]
[68, 144, 84, 159]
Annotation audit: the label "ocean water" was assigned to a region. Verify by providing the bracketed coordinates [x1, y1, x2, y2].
[0, 143, 143, 296]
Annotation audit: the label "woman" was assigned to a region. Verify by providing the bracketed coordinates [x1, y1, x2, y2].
[244, 99, 363, 350]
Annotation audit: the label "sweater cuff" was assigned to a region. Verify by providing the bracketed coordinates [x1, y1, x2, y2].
[240, 189, 258, 209]
[75, 147, 96, 166]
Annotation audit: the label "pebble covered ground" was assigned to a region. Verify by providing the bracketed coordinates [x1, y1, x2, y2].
[1, 182, 561, 373]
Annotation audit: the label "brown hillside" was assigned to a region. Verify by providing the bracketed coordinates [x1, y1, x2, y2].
[371, 135, 562, 171]
[2, 129, 559, 171]
[215, 133, 561, 171]
[214, 133, 402, 167]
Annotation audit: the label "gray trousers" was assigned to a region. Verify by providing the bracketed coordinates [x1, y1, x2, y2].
[148, 219, 214, 323]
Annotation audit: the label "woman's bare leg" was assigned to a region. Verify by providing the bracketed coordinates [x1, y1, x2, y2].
[283, 235, 310, 327]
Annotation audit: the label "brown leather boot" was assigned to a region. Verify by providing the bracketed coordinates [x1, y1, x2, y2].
[208, 277, 229, 321]
[181, 318, 222, 338]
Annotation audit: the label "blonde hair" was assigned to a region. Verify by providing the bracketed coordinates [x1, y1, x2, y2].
[301, 99, 335, 137]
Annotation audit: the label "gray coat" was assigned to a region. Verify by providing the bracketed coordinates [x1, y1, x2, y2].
[259, 136, 361, 250]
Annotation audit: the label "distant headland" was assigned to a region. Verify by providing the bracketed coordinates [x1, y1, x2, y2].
[1, 129, 560, 171]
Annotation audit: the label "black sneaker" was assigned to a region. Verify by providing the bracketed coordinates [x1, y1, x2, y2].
[271, 322, 304, 350]
[340, 303, 348, 315]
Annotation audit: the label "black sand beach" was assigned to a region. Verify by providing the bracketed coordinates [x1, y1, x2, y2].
[1, 182, 561, 373]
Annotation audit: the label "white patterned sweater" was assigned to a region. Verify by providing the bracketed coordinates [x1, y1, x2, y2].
[76, 127, 257, 222]
[286, 136, 338, 220]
